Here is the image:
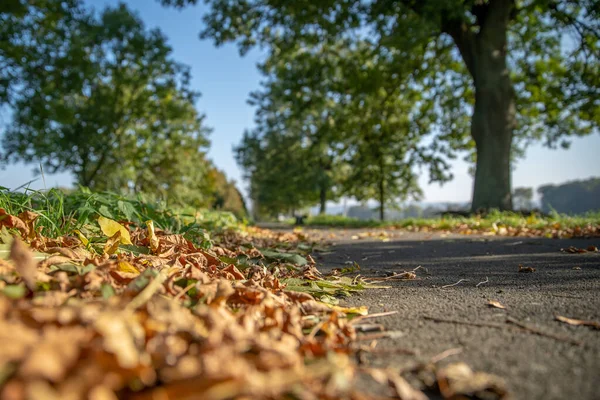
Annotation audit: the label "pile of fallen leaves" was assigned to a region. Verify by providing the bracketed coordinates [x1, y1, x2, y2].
[0, 209, 509, 400]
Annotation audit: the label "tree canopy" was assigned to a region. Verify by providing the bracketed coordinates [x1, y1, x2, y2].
[0, 1, 237, 210]
[162, 0, 599, 212]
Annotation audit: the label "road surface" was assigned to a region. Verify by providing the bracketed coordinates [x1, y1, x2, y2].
[311, 229, 600, 400]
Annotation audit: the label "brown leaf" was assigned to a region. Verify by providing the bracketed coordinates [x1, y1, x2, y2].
[561, 246, 587, 254]
[555, 315, 600, 330]
[518, 264, 536, 273]
[388, 370, 428, 400]
[104, 231, 122, 255]
[18, 211, 39, 241]
[19, 326, 90, 382]
[437, 362, 509, 399]
[487, 300, 506, 309]
[10, 237, 37, 291]
[0, 209, 28, 235]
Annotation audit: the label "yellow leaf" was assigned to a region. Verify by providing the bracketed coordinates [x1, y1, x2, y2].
[98, 216, 132, 245]
[146, 220, 159, 253]
[117, 261, 139, 275]
[324, 303, 369, 316]
[74, 229, 89, 246]
[103, 231, 122, 255]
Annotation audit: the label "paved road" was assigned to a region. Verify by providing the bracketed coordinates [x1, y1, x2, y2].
[312, 230, 600, 400]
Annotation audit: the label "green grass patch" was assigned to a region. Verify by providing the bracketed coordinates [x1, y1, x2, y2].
[301, 210, 600, 232]
[0, 186, 242, 240]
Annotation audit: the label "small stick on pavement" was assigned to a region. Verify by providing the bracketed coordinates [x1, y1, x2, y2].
[505, 317, 583, 346]
[475, 277, 489, 287]
[350, 311, 399, 324]
[441, 279, 469, 288]
[424, 315, 511, 330]
[430, 347, 463, 364]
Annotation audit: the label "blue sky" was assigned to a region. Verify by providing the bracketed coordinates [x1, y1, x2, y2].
[1, 0, 599, 203]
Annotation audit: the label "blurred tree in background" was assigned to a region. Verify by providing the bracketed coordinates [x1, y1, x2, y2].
[0, 1, 245, 213]
[538, 178, 600, 214]
[162, 0, 599, 212]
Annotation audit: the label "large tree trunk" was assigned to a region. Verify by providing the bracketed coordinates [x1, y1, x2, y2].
[319, 185, 327, 215]
[378, 175, 385, 221]
[446, 0, 516, 212]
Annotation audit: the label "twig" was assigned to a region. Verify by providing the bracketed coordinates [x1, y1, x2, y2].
[350, 310, 399, 324]
[424, 316, 583, 346]
[356, 345, 417, 356]
[475, 277, 489, 287]
[125, 269, 169, 312]
[354, 323, 386, 333]
[424, 316, 511, 330]
[441, 279, 469, 288]
[174, 282, 197, 301]
[430, 347, 463, 364]
[506, 317, 583, 346]
[356, 331, 405, 341]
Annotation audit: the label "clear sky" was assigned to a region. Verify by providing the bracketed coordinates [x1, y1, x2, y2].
[1, 0, 598, 203]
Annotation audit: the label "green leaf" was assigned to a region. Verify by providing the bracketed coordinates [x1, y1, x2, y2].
[261, 249, 308, 266]
[101, 283, 115, 299]
[1, 284, 26, 299]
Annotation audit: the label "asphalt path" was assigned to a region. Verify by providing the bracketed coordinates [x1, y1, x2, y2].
[311, 229, 600, 400]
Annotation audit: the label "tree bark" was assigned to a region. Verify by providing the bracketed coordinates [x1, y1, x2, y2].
[319, 185, 327, 215]
[378, 175, 385, 221]
[445, 0, 516, 212]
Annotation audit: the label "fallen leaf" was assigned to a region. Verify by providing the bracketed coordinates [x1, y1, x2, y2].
[0, 209, 28, 235]
[146, 220, 160, 254]
[117, 261, 140, 275]
[518, 264, 536, 273]
[9, 237, 37, 291]
[437, 362, 509, 399]
[487, 300, 506, 309]
[103, 231, 122, 255]
[98, 216, 132, 245]
[555, 315, 600, 330]
[561, 246, 587, 254]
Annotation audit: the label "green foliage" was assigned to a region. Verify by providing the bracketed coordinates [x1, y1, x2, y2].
[513, 187, 534, 210]
[301, 210, 600, 231]
[0, 187, 241, 240]
[162, 0, 599, 212]
[1, 1, 214, 208]
[538, 178, 600, 214]
[208, 167, 248, 219]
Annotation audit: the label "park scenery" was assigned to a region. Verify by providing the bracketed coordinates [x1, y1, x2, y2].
[0, 1, 599, 399]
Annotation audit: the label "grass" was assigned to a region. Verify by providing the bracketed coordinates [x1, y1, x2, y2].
[0, 186, 241, 243]
[300, 211, 600, 232]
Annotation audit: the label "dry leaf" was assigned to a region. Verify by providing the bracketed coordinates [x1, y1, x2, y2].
[103, 231, 122, 255]
[388, 370, 427, 400]
[437, 362, 509, 399]
[10, 237, 37, 291]
[518, 264, 536, 273]
[555, 315, 600, 330]
[146, 220, 160, 254]
[487, 300, 506, 309]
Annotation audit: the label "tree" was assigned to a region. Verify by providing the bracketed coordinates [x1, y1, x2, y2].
[538, 178, 600, 214]
[161, 0, 599, 211]
[513, 187, 533, 210]
[2, 3, 214, 207]
[209, 167, 248, 219]
[0, 0, 88, 106]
